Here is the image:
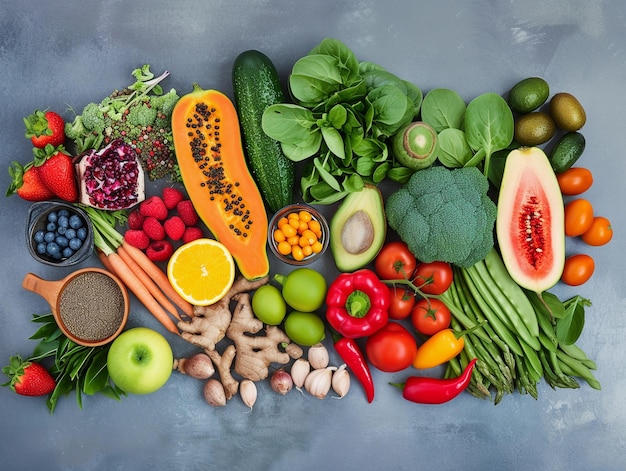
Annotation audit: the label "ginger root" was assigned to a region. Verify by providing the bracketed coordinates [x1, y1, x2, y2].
[178, 275, 269, 350]
[206, 346, 239, 400]
[226, 293, 303, 382]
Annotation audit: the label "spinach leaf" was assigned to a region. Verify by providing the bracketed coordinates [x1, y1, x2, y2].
[437, 128, 473, 168]
[309, 37, 360, 84]
[465, 92, 514, 175]
[556, 296, 591, 345]
[289, 55, 346, 105]
[421, 88, 466, 132]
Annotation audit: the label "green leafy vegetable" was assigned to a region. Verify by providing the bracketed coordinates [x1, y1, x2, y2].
[556, 296, 591, 345]
[420, 88, 466, 132]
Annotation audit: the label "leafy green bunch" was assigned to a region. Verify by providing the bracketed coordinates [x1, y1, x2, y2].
[65, 65, 180, 181]
[262, 38, 422, 204]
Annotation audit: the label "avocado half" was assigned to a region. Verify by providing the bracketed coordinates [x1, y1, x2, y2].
[329, 184, 386, 272]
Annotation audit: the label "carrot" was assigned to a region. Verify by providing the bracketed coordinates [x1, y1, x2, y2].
[117, 245, 182, 321]
[121, 240, 195, 318]
[105, 252, 180, 335]
[97, 249, 118, 276]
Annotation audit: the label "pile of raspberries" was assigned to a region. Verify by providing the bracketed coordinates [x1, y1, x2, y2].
[124, 187, 204, 262]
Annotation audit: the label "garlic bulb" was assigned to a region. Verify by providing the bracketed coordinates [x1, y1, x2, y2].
[331, 364, 350, 398]
[239, 379, 257, 410]
[308, 343, 330, 369]
[290, 358, 311, 392]
[304, 366, 336, 399]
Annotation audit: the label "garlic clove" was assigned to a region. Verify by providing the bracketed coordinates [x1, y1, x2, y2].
[239, 379, 257, 411]
[304, 366, 336, 399]
[290, 358, 311, 393]
[307, 342, 330, 369]
[331, 364, 350, 398]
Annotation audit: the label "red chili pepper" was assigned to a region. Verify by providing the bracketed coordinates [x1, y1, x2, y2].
[325, 268, 389, 339]
[333, 335, 375, 403]
[390, 358, 477, 404]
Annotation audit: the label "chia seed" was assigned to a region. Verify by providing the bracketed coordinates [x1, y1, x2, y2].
[58, 272, 125, 341]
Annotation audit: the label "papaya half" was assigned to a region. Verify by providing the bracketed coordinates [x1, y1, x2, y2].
[172, 85, 269, 280]
[496, 146, 565, 293]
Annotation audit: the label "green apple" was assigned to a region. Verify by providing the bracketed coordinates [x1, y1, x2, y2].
[107, 327, 173, 394]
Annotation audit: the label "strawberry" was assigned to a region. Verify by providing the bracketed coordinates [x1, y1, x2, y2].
[24, 110, 66, 149]
[162, 187, 185, 210]
[146, 240, 174, 263]
[140, 195, 168, 221]
[164, 215, 186, 241]
[6, 161, 55, 201]
[34, 145, 79, 202]
[2, 355, 56, 396]
[176, 200, 200, 226]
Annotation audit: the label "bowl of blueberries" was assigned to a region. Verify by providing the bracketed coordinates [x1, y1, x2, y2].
[26, 202, 94, 266]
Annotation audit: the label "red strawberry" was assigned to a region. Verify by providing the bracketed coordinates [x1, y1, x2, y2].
[34, 146, 79, 202]
[164, 216, 185, 241]
[123, 229, 150, 250]
[162, 187, 185, 210]
[6, 162, 55, 202]
[146, 240, 174, 263]
[24, 110, 66, 149]
[182, 226, 204, 244]
[140, 195, 168, 221]
[2, 355, 56, 396]
[142, 216, 165, 241]
[176, 200, 199, 226]
[127, 209, 145, 230]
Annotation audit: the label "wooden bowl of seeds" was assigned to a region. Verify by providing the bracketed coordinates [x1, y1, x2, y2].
[22, 267, 130, 347]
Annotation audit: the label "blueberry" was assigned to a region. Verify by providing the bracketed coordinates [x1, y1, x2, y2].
[46, 242, 61, 259]
[57, 225, 67, 235]
[58, 215, 69, 228]
[34, 230, 45, 243]
[44, 231, 56, 243]
[56, 236, 69, 248]
[69, 214, 83, 229]
[46, 222, 57, 232]
[47, 211, 58, 223]
[58, 209, 70, 218]
[65, 228, 76, 240]
[36, 243, 47, 254]
[77, 227, 87, 240]
[69, 238, 83, 251]
[62, 247, 74, 258]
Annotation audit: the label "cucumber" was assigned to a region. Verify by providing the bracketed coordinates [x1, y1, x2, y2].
[549, 131, 585, 173]
[232, 50, 294, 213]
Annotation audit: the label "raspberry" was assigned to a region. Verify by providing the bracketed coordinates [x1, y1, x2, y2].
[127, 209, 145, 230]
[146, 240, 174, 263]
[142, 216, 165, 241]
[164, 216, 186, 241]
[140, 195, 168, 221]
[182, 226, 204, 244]
[123, 229, 150, 250]
[176, 200, 199, 227]
[162, 187, 185, 210]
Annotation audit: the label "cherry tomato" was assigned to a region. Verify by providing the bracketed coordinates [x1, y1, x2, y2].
[365, 322, 418, 372]
[412, 261, 453, 295]
[561, 254, 595, 286]
[582, 216, 613, 246]
[557, 167, 593, 195]
[410, 298, 451, 336]
[374, 241, 417, 280]
[564, 198, 594, 237]
[388, 286, 416, 320]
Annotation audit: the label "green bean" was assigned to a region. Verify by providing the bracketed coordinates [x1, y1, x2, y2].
[535, 307, 559, 350]
[465, 263, 541, 351]
[556, 350, 602, 390]
[483, 249, 540, 337]
[439, 281, 492, 343]
[538, 331, 558, 352]
[519, 339, 543, 380]
[542, 350, 579, 389]
[558, 343, 597, 370]
[455, 266, 525, 356]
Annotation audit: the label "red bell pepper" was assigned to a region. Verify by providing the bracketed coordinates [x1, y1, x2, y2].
[325, 269, 390, 339]
[390, 358, 477, 404]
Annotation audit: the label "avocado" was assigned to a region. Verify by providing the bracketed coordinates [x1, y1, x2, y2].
[330, 184, 386, 272]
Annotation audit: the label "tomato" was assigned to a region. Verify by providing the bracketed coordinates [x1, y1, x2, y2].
[251, 285, 287, 325]
[557, 167, 593, 195]
[564, 198, 594, 237]
[582, 216, 613, 246]
[374, 241, 417, 280]
[284, 311, 326, 346]
[561, 254, 595, 286]
[365, 322, 417, 372]
[388, 286, 416, 320]
[412, 261, 453, 295]
[410, 298, 451, 336]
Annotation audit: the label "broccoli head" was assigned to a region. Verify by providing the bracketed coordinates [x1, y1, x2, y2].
[385, 165, 497, 267]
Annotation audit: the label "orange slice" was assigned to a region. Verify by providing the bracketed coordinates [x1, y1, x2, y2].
[166, 238, 235, 306]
